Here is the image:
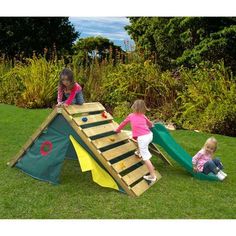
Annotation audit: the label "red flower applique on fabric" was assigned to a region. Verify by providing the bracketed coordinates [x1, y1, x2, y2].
[40, 141, 53, 156]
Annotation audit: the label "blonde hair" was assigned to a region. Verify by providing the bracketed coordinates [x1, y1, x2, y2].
[131, 100, 149, 114]
[203, 137, 218, 152]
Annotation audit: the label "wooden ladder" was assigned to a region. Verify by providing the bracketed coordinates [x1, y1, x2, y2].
[62, 102, 162, 197]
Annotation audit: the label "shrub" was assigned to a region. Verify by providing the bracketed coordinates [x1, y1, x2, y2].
[0, 63, 23, 104]
[175, 61, 236, 136]
[13, 58, 63, 108]
[99, 61, 181, 121]
[113, 101, 131, 119]
[200, 100, 236, 136]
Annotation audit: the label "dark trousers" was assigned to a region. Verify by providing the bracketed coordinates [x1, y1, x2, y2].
[203, 158, 223, 175]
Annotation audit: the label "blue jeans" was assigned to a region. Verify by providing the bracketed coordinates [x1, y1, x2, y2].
[203, 158, 223, 175]
[63, 91, 84, 105]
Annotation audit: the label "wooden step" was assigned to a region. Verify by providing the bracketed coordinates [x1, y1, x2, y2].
[92, 132, 129, 149]
[131, 179, 150, 197]
[122, 164, 149, 186]
[65, 102, 105, 115]
[82, 123, 118, 137]
[73, 112, 113, 126]
[102, 142, 137, 161]
[112, 155, 141, 173]
[131, 170, 162, 196]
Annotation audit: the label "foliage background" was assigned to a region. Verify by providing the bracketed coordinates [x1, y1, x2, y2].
[0, 17, 236, 136]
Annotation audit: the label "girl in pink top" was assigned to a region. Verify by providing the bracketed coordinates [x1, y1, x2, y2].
[115, 100, 157, 184]
[57, 68, 84, 107]
[192, 137, 227, 180]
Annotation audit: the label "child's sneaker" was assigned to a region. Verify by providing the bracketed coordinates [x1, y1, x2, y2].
[135, 151, 142, 158]
[216, 171, 226, 181]
[143, 175, 157, 185]
[219, 170, 227, 178]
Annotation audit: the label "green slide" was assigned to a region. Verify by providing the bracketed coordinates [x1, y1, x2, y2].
[151, 123, 219, 181]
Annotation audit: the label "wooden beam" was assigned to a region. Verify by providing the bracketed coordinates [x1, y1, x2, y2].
[82, 123, 118, 137]
[92, 132, 129, 149]
[102, 142, 137, 161]
[131, 180, 150, 197]
[122, 165, 149, 185]
[73, 112, 113, 126]
[112, 155, 141, 173]
[64, 102, 105, 115]
[149, 143, 172, 166]
[131, 170, 162, 196]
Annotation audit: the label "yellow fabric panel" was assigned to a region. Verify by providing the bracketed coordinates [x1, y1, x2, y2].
[69, 135, 119, 191]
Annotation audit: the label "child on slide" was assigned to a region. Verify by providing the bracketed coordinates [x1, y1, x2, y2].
[192, 137, 227, 181]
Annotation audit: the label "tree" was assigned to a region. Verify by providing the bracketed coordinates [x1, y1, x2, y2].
[125, 17, 236, 72]
[72, 36, 124, 67]
[0, 17, 79, 61]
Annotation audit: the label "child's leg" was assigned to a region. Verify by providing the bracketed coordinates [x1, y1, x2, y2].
[213, 158, 227, 177]
[137, 132, 156, 179]
[144, 159, 156, 178]
[212, 158, 223, 170]
[75, 91, 84, 105]
[203, 160, 219, 175]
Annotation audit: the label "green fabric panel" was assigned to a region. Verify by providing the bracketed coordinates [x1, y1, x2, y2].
[151, 123, 219, 181]
[16, 114, 125, 192]
[16, 126, 69, 184]
[65, 142, 78, 160]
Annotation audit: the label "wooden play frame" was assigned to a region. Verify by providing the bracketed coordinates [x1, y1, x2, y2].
[9, 102, 171, 196]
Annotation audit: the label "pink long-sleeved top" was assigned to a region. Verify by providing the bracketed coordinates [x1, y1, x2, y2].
[57, 82, 82, 105]
[192, 149, 212, 172]
[116, 113, 153, 139]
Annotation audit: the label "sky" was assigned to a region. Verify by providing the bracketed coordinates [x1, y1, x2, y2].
[69, 17, 135, 51]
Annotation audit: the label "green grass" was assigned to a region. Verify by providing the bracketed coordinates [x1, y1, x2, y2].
[0, 104, 236, 219]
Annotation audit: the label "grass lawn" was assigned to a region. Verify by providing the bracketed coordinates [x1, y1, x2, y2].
[0, 103, 236, 219]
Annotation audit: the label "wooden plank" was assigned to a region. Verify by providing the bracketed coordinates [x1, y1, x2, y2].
[112, 155, 141, 173]
[83, 123, 117, 137]
[122, 130, 133, 139]
[122, 164, 149, 186]
[61, 110, 136, 197]
[92, 132, 129, 149]
[73, 112, 113, 126]
[132, 170, 162, 196]
[9, 108, 58, 167]
[64, 102, 105, 115]
[131, 179, 150, 197]
[102, 142, 137, 161]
